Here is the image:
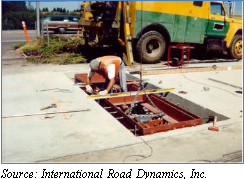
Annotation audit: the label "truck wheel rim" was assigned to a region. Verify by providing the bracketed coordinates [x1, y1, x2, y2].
[234, 40, 242, 56]
[146, 39, 161, 57]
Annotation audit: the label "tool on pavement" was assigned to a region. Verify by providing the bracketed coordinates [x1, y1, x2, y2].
[208, 116, 219, 132]
[40, 103, 57, 111]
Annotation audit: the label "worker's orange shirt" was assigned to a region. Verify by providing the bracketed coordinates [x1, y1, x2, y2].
[97, 56, 121, 78]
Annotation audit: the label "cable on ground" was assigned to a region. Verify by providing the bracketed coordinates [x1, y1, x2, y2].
[181, 73, 242, 98]
[123, 136, 153, 163]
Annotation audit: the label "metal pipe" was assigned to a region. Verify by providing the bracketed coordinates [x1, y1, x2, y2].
[2, 109, 90, 118]
[36, 2, 41, 37]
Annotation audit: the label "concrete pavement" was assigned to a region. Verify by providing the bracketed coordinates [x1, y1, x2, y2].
[47, 122, 242, 163]
[2, 61, 242, 162]
[2, 30, 36, 62]
[2, 71, 141, 162]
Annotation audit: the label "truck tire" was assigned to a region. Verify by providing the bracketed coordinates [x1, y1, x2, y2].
[58, 28, 66, 34]
[228, 34, 242, 60]
[136, 31, 166, 64]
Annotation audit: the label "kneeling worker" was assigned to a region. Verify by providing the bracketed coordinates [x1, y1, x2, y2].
[86, 56, 127, 95]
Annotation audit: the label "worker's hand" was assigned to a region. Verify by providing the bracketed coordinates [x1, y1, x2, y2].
[98, 90, 108, 96]
[85, 85, 93, 94]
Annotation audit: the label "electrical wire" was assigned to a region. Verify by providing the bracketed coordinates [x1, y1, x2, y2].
[123, 136, 153, 163]
[181, 73, 242, 98]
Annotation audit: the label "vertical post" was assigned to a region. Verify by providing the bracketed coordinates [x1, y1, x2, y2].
[41, 20, 44, 37]
[36, 2, 40, 37]
[46, 22, 50, 46]
[122, 1, 134, 67]
[22, 21, 30, 45]
[35, 21, 37, 33]
[213, 116, 217, 127]
[232, 2, 235, 15]
[229, 3, 231, 16]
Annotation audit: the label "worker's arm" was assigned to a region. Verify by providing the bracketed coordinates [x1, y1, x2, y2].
[86, 71, 95, 94]
[106, 64, 116, 92]
[106, 77, 115, 92]
[86, 71, 95, 85]
[98, 64, 115, 95]
[86, 76, 92, 85]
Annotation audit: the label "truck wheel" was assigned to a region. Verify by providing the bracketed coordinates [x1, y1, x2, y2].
[228, 34, 242, 60]
[136, 31, 166, 63]
[58, 28, 66, 34]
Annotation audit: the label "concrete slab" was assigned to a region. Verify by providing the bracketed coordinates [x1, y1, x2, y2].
[47, 122, 242, 163]
[2, 71, 141, 162]
[2, 62, 242, 163]
[137, 70, 242, 120]
[208, 70, 243, 89]
[2, 42, 24, 60]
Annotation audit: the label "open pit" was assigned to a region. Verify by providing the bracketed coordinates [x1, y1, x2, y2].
[75, 73, 229, 136]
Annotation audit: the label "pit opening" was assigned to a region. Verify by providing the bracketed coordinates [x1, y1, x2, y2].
[75, 73, 229, 136]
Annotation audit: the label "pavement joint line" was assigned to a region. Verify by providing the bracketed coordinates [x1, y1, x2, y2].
[208, 78, 243, 90]
[37, 120, 241, 163]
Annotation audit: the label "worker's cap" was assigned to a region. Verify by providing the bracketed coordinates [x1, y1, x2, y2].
[90, 58, 100, 71]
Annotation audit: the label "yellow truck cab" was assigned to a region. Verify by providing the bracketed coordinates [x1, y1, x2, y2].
[79, 1, 242, 64]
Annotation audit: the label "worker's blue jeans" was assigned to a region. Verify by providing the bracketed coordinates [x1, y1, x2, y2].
[119, 62, 128, 92]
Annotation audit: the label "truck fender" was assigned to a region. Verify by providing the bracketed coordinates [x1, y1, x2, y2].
[225, 26, 242, 48]
[135, 23, 171, 44]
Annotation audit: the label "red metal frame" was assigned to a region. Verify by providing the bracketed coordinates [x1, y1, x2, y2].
[75, 73, 106, 84]
[103, 93, 202, 135]
[75, 73, 202, 135]
[167, 44, 193, 67]
[75, 73, 141, 88]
